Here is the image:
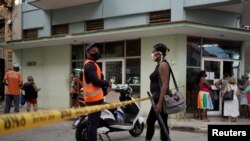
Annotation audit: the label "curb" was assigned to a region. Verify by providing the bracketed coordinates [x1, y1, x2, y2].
[171, 125, 207, 133]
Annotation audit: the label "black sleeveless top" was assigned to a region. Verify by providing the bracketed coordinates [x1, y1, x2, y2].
[150, 60, 171, 100]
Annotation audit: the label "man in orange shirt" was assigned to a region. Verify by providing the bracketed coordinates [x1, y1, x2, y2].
[3, 63, 23, 113]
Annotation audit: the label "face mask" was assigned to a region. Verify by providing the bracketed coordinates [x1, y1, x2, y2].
[151, 52, 163, 62]
[151, 53, 157, 61]
[90, 52, 101, 60]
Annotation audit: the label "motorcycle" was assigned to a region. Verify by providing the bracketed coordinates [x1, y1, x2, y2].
[72, 78, 144, 141]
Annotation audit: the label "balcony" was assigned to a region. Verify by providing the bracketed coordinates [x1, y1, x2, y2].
[28, 0, 100, 10]
[210, 0, 250, 26]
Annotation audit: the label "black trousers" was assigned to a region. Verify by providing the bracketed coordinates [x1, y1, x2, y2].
[86, 99, 103, 141]
[146, 100, 169, 141]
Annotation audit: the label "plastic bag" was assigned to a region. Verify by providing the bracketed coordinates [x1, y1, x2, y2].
[21, 92, 26, 106]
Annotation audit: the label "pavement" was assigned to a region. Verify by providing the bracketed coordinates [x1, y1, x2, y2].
[0, 103, 249, 134]
[166, 114, 250, 133]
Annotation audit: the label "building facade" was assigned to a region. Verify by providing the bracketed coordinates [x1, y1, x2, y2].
[1, 0, 250, 116]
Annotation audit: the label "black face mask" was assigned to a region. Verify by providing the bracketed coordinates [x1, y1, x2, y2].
[90, 52, 101, 60]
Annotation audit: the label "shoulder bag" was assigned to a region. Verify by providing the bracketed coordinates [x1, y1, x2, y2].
[159, 61, 186, 114]
[223, 84, 234, 101]
[20, 92, 26, 106]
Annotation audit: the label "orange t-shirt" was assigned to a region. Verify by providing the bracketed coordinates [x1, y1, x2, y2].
[4, 70, 23, 95]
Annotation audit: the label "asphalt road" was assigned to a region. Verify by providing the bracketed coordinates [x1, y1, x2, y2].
[0, 120, 207, 141]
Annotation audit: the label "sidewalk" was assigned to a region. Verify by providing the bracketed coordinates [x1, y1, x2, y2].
[166, 116, 250, 133]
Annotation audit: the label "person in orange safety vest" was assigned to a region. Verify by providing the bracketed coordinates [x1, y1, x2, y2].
[83, 42, 111, 141]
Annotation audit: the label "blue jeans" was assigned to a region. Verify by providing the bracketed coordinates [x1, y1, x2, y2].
[4, 94, 20, 113]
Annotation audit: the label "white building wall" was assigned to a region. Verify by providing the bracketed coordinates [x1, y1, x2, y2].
[13, 45, 71, 109]
[140, 34, 187, 116]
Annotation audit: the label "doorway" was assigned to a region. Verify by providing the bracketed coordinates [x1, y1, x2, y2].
[97, 59, 125, 102]
[202, 58, 240, 116]
[97, 59, 125, 84]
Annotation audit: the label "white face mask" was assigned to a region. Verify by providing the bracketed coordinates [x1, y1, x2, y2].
[151, 52, 163, 62]
[151, 53, 157, 61]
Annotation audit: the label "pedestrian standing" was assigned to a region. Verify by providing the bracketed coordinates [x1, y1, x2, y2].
[83, 43, 111, 141]
[196, 70, 213, 121]
[222, 77, 240, 122]
[215, 73, 231, 90]
[22, 76, 41, 112]
[238, 74, 250, 118]
[145, 43, 170, 141]
[70, 71, 81, 108]
[2, 63, 23, 113]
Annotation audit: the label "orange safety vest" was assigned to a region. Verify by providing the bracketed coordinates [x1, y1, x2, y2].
[82, 59, 104, 102]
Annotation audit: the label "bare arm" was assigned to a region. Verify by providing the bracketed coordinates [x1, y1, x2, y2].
[3, 73, 8, 86]
[32, 83, 41, 92]
[156, 62, 170, 113]
[221, 84, 229, 97]
[215, 79, 222, 89]
[236, 88, 240, 96]
[2, 79, 8, 86]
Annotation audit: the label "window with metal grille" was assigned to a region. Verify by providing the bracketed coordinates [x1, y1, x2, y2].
[149, 10, 171, 24]
[23, 28, 38, 39]
[52, 24, 69, 35]
[85, 19, 104, 31]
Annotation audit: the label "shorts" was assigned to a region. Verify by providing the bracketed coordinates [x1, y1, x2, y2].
[26, 98, 37, 105]
[70, 93, 78, 100]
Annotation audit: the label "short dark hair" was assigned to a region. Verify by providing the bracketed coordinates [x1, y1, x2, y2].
[223, 73, 231, 79]
[13, 67, 19, 72]
[199, 70, 206, 78]
[27, 76, 34, 81]
[153, 43, 169, 57]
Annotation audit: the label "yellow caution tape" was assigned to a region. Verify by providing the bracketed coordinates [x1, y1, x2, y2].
[0, 97, 149, 135]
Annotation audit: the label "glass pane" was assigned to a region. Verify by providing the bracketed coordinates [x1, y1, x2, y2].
[103, 41, 124, 58]
[72, 45, 84, 60]
[186, 68, 200, 113]
[126, 59, 141, 84]
[106, 61, 122, 84]
[211, 90, 220, 111]
[204, 60, 221, 83]
[126, 39, 141, 56]
[187, 40, 201, 67]
[130, 85, 140, 98]
[72, 61, 83, 77]
[223, 61, 240, 79]
[202, 39, 241, 60]
[204, 60, 221, 112]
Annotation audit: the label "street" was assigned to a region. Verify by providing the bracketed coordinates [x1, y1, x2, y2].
[0, 120, 207, 141]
